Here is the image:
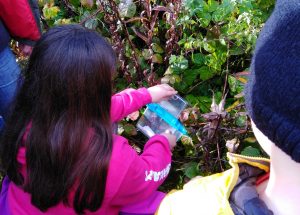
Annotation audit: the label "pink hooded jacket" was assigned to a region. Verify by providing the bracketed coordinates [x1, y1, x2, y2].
[0, 88, 172, 214]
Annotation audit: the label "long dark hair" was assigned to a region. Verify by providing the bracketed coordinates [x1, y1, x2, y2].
[0, 24, 116, 213]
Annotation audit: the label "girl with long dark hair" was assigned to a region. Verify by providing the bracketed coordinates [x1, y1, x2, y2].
[0, 24, 177, 215]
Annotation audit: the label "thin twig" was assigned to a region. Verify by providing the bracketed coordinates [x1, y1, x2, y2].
[79, 7, 103, 25]
[216, 135, 224, 171]
[186, 80, 204, 94]
[62, 0, 79, 15]
[125, 17, 149, 23]
[222, 42, 230, 99]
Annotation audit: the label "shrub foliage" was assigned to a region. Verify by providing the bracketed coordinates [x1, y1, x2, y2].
[36, 0, 275, 188]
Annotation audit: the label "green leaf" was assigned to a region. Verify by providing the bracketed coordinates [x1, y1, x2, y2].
[214, 91, 223, 104]
[152, 43, 164, 54]
[181, 135, 193, 146]
[152, 54, 163, 64]
[241, 146, 261, 157]
[183, 69, 199, 85]
[192, 53, 206, 65]
[212, 0, 235, 22]
[203, 40, 216, 53]
[123, 123, 137, 136]
[69, 0, 80, 7]
[174, 81, 189, 93]
[84, 18, 98, 29]
[199, 96, 212, 113]
[169, 55, 189, 72]
[184, 0, 205, 12]
[81, 11, 98, 29]
[206, 0, 219, 13]
[219, 38, 226, 46]
[239, 0, 253, 13]
[183, 162, 200, 179]
[243, 136, 257, 143]
[235, 115, 247, 127]
[212, 8, 226, 22]
[185, 94, 200, 106]
[119, 0, 137, 18]
[229, 46, 245, 56]
[205, 50, 227, 72]
[142, 49, 153, 60]
[196, 12, 211, 27]
[43, 5, 60, 20]
[228, 75, 245, 94]
[199, 66, 214, 81]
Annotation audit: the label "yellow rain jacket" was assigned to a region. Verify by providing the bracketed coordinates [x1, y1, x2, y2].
[156, 153, 270, 215]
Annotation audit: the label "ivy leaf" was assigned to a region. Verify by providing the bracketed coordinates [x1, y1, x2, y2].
[183, 69, 199, 85]
[123, 123, 137, 136]
[183, 162, 200, 179]
[199, 96, 212, 113]
[152, 43, 164, 54]
[192, 53, 206, 65]
[196, 12, 211, 27]
[43, 5, 60, 20]
[81, 11, 98, 29]
[241, 146, 261, 157]
[243, 136, 257, 143]
[169, 55, 189, 72]
[142, 49, 153, 60]
[239, 0, 253, 13]
[219, 38, 226, 46]
[235, 115, 247, 127]
[184, 0, 205, 12]
[85, 18, 98, 29]
[174, 81, 189, 93]
[181, 135, 193, 146]
[199, 66, 214, 81]
[206, 0, 219, 13]
[185, 94, 200, 106]
[229, 46, 245, 56]
[212, 0, 234, 22]
[203, 40, 216, 53]
[152, 54, 163, 64]
[228, 75, 245, 94]
[119, 0, 137, 18]
[69, 0, 80, 7]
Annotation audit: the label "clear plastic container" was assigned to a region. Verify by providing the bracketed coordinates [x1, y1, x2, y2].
[137, 94, 188, 141]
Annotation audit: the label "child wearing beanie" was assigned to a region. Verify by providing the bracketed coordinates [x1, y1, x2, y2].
[155, 0, 300, 214]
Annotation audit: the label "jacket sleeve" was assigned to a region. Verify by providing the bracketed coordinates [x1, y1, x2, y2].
[0, 0, 41, 45]
[111, 135, 172, 206]
[111, 88, 152, 122]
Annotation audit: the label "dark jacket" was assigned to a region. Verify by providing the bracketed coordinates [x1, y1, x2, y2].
[0, 0, 41, 52]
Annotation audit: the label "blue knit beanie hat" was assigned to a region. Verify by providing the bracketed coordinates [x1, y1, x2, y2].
[245, 0, 300, 162]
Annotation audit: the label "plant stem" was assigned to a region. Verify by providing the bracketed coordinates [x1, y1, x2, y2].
[108, 0, 143, 81]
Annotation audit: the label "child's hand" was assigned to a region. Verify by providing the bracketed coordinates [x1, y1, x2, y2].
[161, 131, 177, 151]
[148, 84, 177, 103]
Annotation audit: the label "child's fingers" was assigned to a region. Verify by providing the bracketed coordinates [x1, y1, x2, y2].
[160, 84, 177, 95]
[160, 90, 177, 99]
[166, 90, 178, 96]
[147, 84, 177, 102]
[161, 84, 176, 91]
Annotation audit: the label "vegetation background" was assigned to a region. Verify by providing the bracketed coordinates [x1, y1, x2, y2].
[16, 0, 275, 190]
